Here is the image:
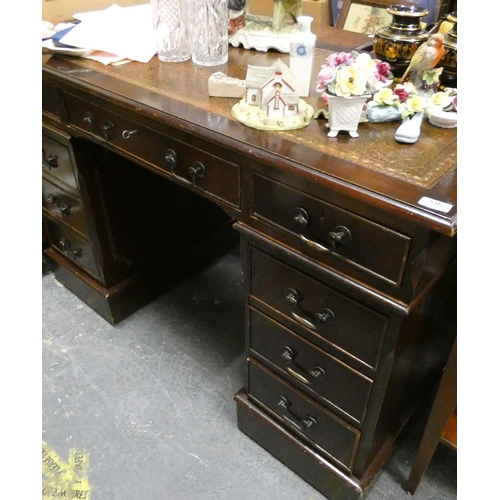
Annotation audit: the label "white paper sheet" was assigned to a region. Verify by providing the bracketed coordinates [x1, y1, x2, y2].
[58, 4, 157, 64]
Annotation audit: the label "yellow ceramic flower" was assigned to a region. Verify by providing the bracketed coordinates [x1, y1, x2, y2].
[373, 88, 398, 106]
[334, 66, 368, 97]
[405, 96, 427, 114]
[430, 90, 453, 109]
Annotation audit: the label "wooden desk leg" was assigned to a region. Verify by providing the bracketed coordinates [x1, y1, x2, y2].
[404, 336, 457, 495]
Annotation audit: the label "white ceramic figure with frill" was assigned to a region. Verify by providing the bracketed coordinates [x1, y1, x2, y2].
[428, 88, 457, 128]
[315, 50, 393, 138]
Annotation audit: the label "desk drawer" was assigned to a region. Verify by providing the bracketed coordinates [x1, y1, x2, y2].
[250, 247, 388, 370]
[42, 133, 78, 192]
[253, 174, 411, 287]
[248, 359, 360, 471]
[250, 308, 372, 425]
[42, 177, 89, 237]
[42, 83, 63, 119]
[63, 93, 241, 208]
[44, 217, 101, 280]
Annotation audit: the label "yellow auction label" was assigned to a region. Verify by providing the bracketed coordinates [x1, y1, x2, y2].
[42, 441, 92, 499]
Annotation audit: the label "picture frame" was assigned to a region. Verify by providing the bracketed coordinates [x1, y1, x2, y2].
[336, 0, 414, 35]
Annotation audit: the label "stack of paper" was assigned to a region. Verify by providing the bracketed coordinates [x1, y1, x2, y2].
[42, 3, 157, 65]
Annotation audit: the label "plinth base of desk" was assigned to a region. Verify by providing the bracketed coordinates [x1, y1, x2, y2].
[45, 222, 239, 325]
[234, 390, 371, 500]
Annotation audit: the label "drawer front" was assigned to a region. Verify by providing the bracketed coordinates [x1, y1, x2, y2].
[42, 133, 78, 192]
[42, 177, 89, 237]
[63, 93, 241, 208]
[44, 217, 101, 280]
[249, 308, 372, 425]
[250, 247, 388, 370]
[42, 83, 63, 119]
[253, 174, 411, 287]
[248, 359, 360, 471]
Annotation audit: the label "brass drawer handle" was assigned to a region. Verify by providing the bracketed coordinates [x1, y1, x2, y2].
[281, 346, 326, 385]
[188, 161, 206, 184]
[102, 120, 116, 140]
[285, 288, 335, 331]
[293, 207, 351, 253]
[165, 148, 178, 169]
[167, 150, 206, 187]
[46, 195, 71, 216]
[42, 149, 59, 169]
[82, 112, 116, 142]
[277, 396, 317, 433]
[58, 203, 71, 216]
[59, 238, 82, 259]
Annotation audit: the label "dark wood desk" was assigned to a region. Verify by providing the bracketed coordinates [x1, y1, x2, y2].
[42, 33, 457, 499]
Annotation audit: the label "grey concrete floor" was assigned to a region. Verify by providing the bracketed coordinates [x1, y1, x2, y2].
[42, 246, 457, 500]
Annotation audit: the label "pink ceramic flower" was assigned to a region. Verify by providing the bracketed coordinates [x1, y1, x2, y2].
[375, 60, 392, 82]
[325, 52, 353, 68]
[451, 95, 457, 112]
[316, 65, 337, 92]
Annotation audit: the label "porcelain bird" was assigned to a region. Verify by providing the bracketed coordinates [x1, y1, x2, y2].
[401, 33, 445, 81]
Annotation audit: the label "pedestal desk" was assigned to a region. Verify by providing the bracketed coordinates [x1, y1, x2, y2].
[42, 30, 457, 499]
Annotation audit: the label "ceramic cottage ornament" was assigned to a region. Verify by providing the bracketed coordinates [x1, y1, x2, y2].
[231, 59, 314, 131]
[315, 51, 393, 138]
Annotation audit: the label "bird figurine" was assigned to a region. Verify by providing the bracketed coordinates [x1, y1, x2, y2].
[401, 33, 445, 81]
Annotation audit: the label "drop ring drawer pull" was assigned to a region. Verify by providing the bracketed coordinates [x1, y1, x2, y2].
[292, 207, 351, 253]
[281, 346, 326, 385]
[285, 288, 335, 331]
[277, 396, 317, 433]
[122, 129, 138, 139]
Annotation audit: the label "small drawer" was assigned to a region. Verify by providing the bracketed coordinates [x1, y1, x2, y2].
[42, 133, 78, 192]
[249, 308, 372, 425]
[248, 359, 360, 472]
[253, 174, 411, 287]
[44, 217, 101, 280]
[250, 247, 388, 370]
[42, 177, 89, 237]
[63, 93, 241, 208]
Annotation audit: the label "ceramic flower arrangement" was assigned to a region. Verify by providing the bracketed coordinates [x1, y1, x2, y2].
[315, 51, 394, 138]
[316, 51, 394, 100]
[369, 83, 457, 120]
[368, 83, 458, 143]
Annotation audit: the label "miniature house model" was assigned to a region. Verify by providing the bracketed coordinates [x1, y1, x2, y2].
[245, 59, 299, 119]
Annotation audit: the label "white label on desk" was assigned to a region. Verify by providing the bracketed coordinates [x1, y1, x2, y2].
[418, 197, 453, 213]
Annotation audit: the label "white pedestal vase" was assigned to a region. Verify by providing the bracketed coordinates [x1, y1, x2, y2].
[327, 95, 369, 138]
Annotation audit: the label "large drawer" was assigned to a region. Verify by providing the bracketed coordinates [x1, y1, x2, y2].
[42, 133, 78, 192]
[248, 359, 360, 472]
[42, 177, 89, 237]
[249, 247, 388, 371]
[44, 216, 101, 280]
[249, 308, 372, 426]
[252, 174, 411, 287]
[62, 92, 241, 208]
